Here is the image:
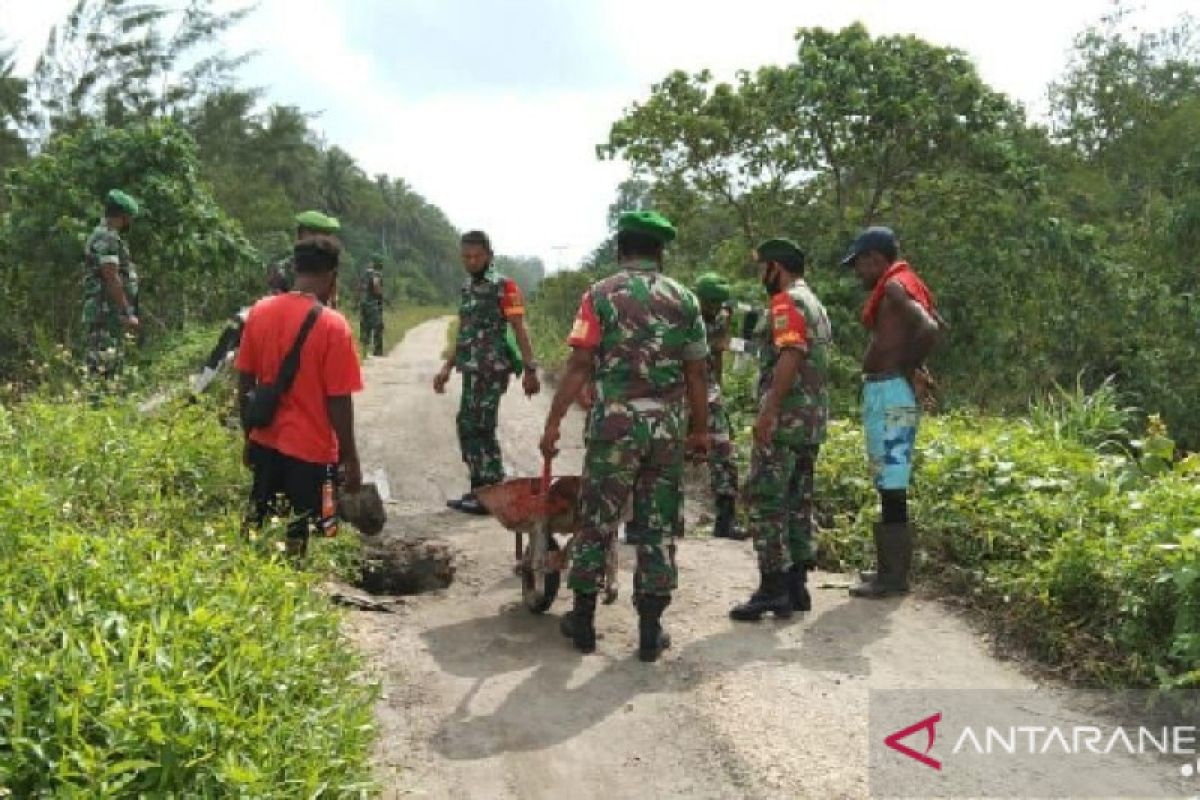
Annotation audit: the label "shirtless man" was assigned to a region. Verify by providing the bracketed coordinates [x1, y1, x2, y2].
[841, 227, 941, 598]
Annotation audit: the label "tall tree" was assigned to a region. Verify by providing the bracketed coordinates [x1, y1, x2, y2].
[0, 40, 28, 174]
[28, 0, 252, 143]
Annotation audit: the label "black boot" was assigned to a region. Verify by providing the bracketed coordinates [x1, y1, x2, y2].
[712, 495, 748, 540]
[787, 564, 812, 612]
[850, 522, 912, 598]
[635, 594, 672, 662]
[456, 492, 490, 516]
[560, 593, 597, 653]
[730, 571, 793, 621]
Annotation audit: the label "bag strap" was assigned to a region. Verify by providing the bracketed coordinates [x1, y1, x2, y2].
[275, 302, 323, 394]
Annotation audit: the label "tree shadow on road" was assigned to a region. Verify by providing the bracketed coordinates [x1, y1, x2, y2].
[420, 591, 899, 760]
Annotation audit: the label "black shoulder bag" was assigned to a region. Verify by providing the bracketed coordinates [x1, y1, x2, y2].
[241, 302, 323, 431]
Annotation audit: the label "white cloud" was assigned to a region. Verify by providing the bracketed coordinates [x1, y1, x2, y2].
[6, 0, 1199, 272]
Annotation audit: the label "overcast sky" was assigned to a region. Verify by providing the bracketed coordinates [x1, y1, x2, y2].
[3, 0, 1195, 269]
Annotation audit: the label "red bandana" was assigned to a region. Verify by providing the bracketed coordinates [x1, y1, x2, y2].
[861, 262, 934, 329]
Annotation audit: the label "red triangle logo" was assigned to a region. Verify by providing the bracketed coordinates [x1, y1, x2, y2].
[884, 712, 942, 771]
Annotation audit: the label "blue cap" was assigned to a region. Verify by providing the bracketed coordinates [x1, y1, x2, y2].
[840, 226, 898, 267]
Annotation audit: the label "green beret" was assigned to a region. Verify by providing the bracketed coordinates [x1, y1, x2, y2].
[617, 210, 676, 244]
[106, 189, 140, 217]
[753, 237, 804, 266]
[294, 210, 340, 233]
[694, 272, 731, 303]
[370, 252, 385, 265]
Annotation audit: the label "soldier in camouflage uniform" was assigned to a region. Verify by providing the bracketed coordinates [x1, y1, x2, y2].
[694, 272, 747, 541]
[541, 211, 710, 662]
[359, 255, 385, 357]
[268, 211, 341, 298]
[82, 189, 142, 381]
[434, 230, 540, 514]
[731, 239, 832, 621]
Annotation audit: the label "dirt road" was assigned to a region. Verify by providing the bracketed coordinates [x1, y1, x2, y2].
[348, 318, 1182, 799]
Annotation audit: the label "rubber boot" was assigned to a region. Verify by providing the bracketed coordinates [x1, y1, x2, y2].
[850, 522, 912, 598]
[560, 592, 597, 653]
[730, 571, 793, 621]
[712, 495, 748, 540]
[787, 564, 812, 612]
[635, 594, 672, 662]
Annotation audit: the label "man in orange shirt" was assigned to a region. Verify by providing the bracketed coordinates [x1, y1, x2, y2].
[237, 236, 365, 557]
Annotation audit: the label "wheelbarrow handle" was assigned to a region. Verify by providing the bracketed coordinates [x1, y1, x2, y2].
[540, 456, 553, 496]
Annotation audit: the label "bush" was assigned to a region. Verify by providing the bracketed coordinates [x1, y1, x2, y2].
[0, 394, 376, 795]
[814, 406, 1200, 688]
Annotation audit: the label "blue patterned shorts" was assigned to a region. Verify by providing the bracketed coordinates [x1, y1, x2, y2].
[863, 377, 920, 490]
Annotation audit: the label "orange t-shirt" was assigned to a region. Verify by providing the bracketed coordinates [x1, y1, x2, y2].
[235, 293, 364, 464]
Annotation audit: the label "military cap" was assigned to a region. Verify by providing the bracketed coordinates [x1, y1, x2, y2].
[753, 238, 805, 266]
[106, 189, 140, 217]
[617, 210, 676, 244]
[694, 272, 732, 303]
[294, 210, 340, 233]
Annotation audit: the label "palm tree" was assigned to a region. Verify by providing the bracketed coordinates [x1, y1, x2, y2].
[317, 146, 360, 216]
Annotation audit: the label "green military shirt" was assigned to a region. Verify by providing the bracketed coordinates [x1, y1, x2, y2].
[361, 268, 384, 313]
[756, 278, 832, 446]
[455, 266, 523, 375]
[82, 222, 137, 331]
[703, 305, 731, 403]
[568, 259, 708, 440]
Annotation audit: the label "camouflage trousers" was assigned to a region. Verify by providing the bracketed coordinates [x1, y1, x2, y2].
[570, 414, 684, 598]
[456, 370, 508, 488]
[746, 442, 820, 573]
[360, 308, 384, 356]
[85, 322, 125, 380]
[708, 397, 738, 498]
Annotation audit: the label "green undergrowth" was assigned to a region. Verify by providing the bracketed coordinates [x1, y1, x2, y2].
[0, 383, 376, 793]
[810, 405, 1200, 689]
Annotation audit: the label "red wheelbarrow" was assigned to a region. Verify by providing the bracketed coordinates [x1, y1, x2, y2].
[475, 459, 618, 613]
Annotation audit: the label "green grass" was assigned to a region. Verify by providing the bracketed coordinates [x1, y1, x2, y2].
[349, 305, 452, 359]
[0, 336, 399, 794]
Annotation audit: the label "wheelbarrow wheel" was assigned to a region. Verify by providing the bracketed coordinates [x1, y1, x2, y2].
[522, 535, 561, 614]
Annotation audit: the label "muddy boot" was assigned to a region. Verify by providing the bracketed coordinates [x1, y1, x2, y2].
[712, 495, 748, 540]
[730, 571, 793, 621]
[635, 594, 672, 662]
[850, 522, 912, 598]
[787, 564, 812, 612]
[560, 592, 597, 653]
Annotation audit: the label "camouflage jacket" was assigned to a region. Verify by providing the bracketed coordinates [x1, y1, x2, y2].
[703, 306, 731, 403]
[567, 259, 708, 440]
[756, 278, 832, 446]
[82, 222, 137, 329]
[455, 266, 524, 375]
[360, 268, 384, 312]
[268, 256, 294, 294]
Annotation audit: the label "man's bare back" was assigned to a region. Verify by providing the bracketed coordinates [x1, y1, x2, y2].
[863, 280, 937, 376]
